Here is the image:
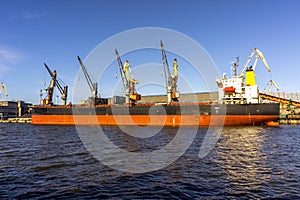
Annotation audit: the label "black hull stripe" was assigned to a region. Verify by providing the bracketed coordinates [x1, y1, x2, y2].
[32, 104, 280, 116]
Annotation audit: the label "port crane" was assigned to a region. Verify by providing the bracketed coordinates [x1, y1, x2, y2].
[115, 49, 141, 104]
[160, 40, 179, 103]
[43, 63, 68, 105]
[239, 48, 271, 77]
[262, 80, 280, 95]
[0, 82, 8, 97]
[77, 56, 102, 106]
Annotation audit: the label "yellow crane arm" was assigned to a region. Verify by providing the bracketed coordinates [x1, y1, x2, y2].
[268, 80, 279, 94]
[1, 83, 8, 96]
[254, 48, 271, 72]
[173, 59, 178, 78]
[262, 80, 279, 94]
[240, 50, 256, 76]
[124, 60, 139, 84]
[123, 60, 131, 82]
[239, 48, 271, 77]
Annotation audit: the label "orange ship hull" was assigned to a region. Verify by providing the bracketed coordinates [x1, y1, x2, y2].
[31, 114, 279, 126]
[31, 103, 280, 126]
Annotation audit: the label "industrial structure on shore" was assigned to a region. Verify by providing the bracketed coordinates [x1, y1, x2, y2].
[259, 92, 300, 124]
[0, 100, 32, 121]
[0, 82, 32, 123]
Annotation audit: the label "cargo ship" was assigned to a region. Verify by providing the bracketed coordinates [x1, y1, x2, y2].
[31, 102, 279, 126]
[31, 45, 280, 126]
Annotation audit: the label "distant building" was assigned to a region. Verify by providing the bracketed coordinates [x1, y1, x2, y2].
[0, 101, 32, 120]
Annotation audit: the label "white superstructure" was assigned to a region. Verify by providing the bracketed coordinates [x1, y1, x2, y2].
[217, 48, 271, 104]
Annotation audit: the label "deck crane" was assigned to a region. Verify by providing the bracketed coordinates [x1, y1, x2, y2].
[262, 80, 280, 95]
[43, 63, 68, 105]
[238, 48, 272, 103]
[239, 48, 271, 78]
[115, 49, 141, 104]
[77, 56, 100, 106]
[160, 40, 179, 103]
[0, 82, 8, 97]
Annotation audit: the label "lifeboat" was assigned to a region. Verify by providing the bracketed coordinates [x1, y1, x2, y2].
[223, 86, 235, 93]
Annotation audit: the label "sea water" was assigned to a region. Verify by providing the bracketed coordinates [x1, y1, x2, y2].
[0, 124, 299, 199]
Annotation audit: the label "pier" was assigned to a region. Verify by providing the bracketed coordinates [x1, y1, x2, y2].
[0, 100, 32, 123]
[0, 117, 31, 123]
[260, 92, 300, 125]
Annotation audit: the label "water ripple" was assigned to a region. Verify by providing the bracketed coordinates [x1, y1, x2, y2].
[0, 124, 299, 199]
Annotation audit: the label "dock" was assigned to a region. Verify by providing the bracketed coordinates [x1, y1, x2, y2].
[260, 92, 300, 125]
[280, 114, 300, 125]
[0, 117, 31, 123]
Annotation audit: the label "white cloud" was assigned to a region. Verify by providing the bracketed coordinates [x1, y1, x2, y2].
[0, 46, 19, 61]
[0, 45, 21, 78]
[0, 64, 9, 78]
[9, 10, 48, 21]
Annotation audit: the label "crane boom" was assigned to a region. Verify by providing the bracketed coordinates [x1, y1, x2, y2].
[115, 49, 128, 89]
[268, 80, 279, 94]
[240, 50, 255, 76]
[43, 63, 68, 105]
[0, 83, 8, 97]
[77, 56, 98, 98]
[44, 63, 56, 104]
[160, 40, 171, 88]
[262, 80, 279, 94]
[240, 48, 271, 76]
[45, 63, 53, 78]
[254, 48, 271, 72]
[54, 79, 68, 105]
[160, 41, 179, 103]
[115, 49, 141, 104]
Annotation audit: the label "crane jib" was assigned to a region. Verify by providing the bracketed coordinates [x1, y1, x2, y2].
[77, 56, 98, 98]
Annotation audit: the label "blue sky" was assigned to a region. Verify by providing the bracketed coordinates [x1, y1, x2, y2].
[0, 0, 299, 104]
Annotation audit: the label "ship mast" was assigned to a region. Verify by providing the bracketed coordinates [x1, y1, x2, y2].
[232, 56, 239, 77]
